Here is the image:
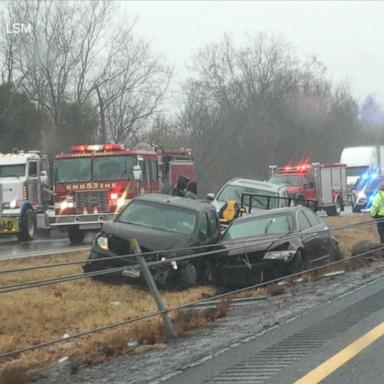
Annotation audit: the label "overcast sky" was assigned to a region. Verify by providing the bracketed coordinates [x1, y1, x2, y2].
[120, 1, 384, 104]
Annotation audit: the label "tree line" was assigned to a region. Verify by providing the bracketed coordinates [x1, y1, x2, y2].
[0, 1, 382, 194]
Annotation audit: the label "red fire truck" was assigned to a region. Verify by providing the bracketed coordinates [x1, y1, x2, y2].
[158, 148, 196, 193]
[268, 162, 347, 216]
[51, 143, 160, 244]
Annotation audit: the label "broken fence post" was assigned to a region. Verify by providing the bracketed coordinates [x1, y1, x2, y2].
[130, 239, 177, 339]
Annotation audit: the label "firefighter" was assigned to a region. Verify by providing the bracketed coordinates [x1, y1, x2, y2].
[171, 175, 189, 197]
[369, 182, 384, 243]
[185, 181, 197, 199]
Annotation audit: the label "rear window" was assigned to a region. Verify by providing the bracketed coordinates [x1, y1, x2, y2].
[217, 184, 279, 209]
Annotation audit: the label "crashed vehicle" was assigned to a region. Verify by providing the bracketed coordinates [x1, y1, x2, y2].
[215, 206, 338, 287]
[83, 194, 221, 289]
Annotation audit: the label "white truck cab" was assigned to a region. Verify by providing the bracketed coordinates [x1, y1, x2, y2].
[0, 150, 52, 241]
[207, 177, 291, 213]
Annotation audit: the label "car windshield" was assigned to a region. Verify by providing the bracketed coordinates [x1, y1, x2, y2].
[0, 164, 26, 177]
[224, 214, 293, 240]
[117, 201, 197, 235]
[54, 158, 91, 183]
[217, 184, 280, 209]
[93, 155, 137, 181]
[269, 175, 303, 186]
[346, 166, 369, 177]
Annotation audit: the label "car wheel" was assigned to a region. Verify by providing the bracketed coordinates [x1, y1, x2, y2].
[177, 263, 197, 289]
[287, 249, 304, 275]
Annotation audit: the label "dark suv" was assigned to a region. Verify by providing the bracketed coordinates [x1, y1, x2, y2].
[83, 194, 221, 288]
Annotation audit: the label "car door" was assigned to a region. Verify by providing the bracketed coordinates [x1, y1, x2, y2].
[303, 209, 334, 262]
[297, 209, 319, 263]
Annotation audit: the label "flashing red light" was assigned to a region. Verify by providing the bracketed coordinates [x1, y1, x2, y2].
[71, 145, 87, 152]
[93, 205, 98, 214]
[284, 166, 290, 171]
[110, 192, 118, 200]
[71, 144, 124, 153]
[83, 206, 88, 214]
[104, 143, 123, 151]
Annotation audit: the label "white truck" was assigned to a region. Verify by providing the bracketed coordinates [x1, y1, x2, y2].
[0, 150, 53, 241]
[340, 146, 384, 189]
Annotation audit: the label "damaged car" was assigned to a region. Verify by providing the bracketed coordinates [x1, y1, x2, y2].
[215, 206, 338, 287]
[83, 194, 221, 289]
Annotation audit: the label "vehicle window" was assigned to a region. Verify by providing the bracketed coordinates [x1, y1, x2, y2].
[93, 156, 136, 181]
[54, 158, 91, 183]
[224, 214, 293, 240]
[28, 162, 37, 177]
[303, 209, 322, 227]
[0, 164, 26, 178]
[269, 175, 303, 186]
[150, 160, 158, 181]
[199, 213, 209, 237]
[208, 210, 219, 236]
[117, 201, 197, 235]
[298, 211, 312, 231]
[217, 184, 279, 209]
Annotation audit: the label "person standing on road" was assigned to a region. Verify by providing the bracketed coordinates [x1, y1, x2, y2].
[171, 175, 189, 197]
[369, 183, 384, 243]
[185, 181, 197, 199]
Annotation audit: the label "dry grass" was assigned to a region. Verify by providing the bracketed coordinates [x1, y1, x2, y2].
[0, 253, 217, 383]
[324, 213, 379, 256]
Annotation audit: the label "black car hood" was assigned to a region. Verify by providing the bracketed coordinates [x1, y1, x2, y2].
[102, 221, 195, 252]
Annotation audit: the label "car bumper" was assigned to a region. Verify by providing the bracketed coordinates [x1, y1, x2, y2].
[217, 260, 288, 287]
[49, 213, 116, 230]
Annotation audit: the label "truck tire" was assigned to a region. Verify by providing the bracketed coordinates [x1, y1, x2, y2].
[326, 198, 342, 216]
[17, 209, 36, 242]
[295, 195, 305, 207]
[68, 226, 85, 245]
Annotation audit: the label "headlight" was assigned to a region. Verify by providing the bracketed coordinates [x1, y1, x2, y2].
[3, 200, 20, 209]
[60, 200, 74, 210]
[96, 235, 109, 251]
[263, 250, 295, 261]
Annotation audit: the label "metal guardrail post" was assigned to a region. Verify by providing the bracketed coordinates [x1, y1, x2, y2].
[129, 239, 177, 339]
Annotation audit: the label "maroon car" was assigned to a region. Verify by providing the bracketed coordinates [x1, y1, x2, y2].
[216, 206, 338, 287]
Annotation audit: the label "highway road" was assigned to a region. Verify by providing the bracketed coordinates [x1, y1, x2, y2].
[162, 275, 384, 384]
[0, 231, 92, 259]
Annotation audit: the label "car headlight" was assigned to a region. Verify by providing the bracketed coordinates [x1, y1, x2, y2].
[357, 191, 366, 200]
[96, 235, 109, 251]
[263, 250, 295, 261]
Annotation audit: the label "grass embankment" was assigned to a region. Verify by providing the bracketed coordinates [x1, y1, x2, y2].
[0, 252, 219, 383]
[324, 213, 379, 255]
[0, 214, 380, 383]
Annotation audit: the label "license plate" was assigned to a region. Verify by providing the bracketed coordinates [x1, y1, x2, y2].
[0, 218, 17, 233]
[122, 268, 141, 279]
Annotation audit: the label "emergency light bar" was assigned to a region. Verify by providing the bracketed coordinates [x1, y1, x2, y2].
[278, 163, 312, 173]
[70, 144, 124, 153]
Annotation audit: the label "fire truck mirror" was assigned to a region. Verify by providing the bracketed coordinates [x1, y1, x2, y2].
[133, 165, 143, 181]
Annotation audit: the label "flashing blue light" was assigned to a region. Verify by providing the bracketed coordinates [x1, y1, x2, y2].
[362, 173, 368, 181]
[371, 173, 378, 180]
[368, 194, 375, 203]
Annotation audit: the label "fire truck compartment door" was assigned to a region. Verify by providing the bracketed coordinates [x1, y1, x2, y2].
[320, 167, 333, 204]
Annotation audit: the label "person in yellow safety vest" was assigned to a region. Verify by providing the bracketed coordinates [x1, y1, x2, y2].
[369, 183, 384, 243]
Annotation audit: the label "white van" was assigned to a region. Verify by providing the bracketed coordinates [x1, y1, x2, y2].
[207, 177, 291, 213]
